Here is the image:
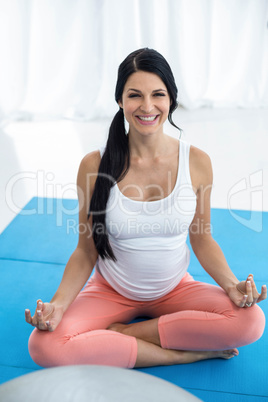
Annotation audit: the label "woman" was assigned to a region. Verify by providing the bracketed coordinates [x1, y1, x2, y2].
[25, 48, 266, 368]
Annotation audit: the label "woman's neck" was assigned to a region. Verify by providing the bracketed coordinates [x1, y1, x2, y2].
[128, 131, 169, 159]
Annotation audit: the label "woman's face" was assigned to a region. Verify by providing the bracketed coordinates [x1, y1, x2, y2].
[118, 71, 171, 137]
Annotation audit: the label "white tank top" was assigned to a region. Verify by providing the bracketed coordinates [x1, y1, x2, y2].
[96, 140, 197, 301]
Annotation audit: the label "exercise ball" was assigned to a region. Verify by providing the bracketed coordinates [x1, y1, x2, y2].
[0, 365, 202, 402]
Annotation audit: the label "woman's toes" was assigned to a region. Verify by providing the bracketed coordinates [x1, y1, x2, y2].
[221, 349, 239, 359]
[228, 348, 239, 356]
[107, 323, 127, 333]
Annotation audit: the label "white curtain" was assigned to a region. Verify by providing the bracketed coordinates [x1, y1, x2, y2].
[0, 0, 267, 126]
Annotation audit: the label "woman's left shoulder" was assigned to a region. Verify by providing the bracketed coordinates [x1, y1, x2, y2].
[189, 144, 211, 167]
[189, 144, 213, 186]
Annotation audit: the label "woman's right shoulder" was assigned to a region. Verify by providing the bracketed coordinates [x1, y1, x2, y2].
[79, 150, 102, 173]
[77, 150, 102, 193]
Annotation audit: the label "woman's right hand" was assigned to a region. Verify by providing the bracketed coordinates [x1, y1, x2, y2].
[25, 299, 64, 332]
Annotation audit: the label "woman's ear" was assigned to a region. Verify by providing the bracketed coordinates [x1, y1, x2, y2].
[118, 99, 123, 109]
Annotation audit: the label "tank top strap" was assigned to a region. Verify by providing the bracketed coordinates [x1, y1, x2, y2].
[176, 140, 192, 187]
[99, 146, 106, 158]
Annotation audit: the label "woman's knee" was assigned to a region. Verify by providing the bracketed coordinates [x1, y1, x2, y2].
[244, 304, 265, 342]
[232, 304, 266, 347]
[28, 328, 59, 367]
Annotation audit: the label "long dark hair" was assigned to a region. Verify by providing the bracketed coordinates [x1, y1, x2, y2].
[88, 48, 181, 260]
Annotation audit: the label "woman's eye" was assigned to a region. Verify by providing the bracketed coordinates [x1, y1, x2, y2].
[128, 93, 166, 98]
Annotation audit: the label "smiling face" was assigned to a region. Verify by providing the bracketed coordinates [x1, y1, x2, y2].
[118, 71, 171, 137]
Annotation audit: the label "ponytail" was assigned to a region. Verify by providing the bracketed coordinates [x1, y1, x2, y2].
[88, 108, 129, 261]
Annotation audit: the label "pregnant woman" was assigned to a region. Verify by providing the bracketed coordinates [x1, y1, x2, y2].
[25, 48, 266, 368]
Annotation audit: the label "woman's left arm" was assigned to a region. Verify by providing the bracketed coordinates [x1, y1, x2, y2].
[189, 147, 267, 308]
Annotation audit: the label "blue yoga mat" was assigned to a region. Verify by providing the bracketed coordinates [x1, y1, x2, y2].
[0, 197, 267, 401]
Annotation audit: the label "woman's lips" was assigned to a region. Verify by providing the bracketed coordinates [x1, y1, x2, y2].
[135, 115, 160, 125]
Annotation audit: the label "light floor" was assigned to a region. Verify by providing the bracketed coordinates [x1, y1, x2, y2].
[1, 107, 268, 233]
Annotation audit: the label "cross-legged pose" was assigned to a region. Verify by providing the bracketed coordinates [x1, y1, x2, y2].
[25, 48, 266, 368]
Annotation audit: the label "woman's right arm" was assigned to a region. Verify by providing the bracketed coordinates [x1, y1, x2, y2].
[25, 151, 101, 331]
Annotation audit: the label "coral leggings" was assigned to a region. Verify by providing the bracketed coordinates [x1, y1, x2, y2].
[29, 271, 265, 368]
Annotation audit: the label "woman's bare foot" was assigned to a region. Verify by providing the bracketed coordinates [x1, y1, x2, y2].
[178, 348, 239, 364]
[107, 321, 161, 345]
[107, 323, 128, 333]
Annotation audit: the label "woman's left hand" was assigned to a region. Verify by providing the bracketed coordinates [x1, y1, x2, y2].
[228, 274, 267, 308]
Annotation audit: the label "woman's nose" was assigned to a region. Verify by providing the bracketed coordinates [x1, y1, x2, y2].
[140, 97, 153, 114]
